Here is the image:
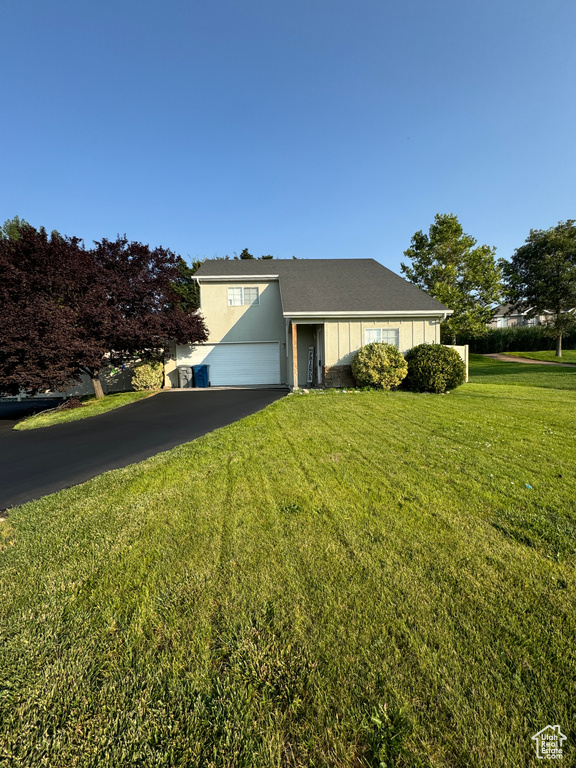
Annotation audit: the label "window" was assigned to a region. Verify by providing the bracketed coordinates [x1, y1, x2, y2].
[364, 328, 399, 347]
[227, 287, 243, 306]
[227, 287, 260, 306]
[243, 287, 260, 305]
[496, 317, 509, 328]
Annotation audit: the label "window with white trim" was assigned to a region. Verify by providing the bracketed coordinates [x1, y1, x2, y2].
[227, 287, 243, 306]
[364, 328, 399, 347]
[227, 287, 260, 306]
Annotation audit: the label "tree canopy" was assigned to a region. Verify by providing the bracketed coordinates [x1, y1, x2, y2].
[171, 257, 202, 312]
[233, 249, 274, 260]
[401, 213, 502, 343]
[502, 220, 576, 356]
[0, 215, 32, 240]
[0, 223, 208, 398]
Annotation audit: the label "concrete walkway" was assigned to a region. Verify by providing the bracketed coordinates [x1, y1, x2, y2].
[484, 353, 576, 367]
[0, 389, 287, 512]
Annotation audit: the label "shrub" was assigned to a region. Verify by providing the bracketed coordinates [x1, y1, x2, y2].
[57, 397, 84, 411]
[351, 343, 408, 390]
[403, 343, 466, 393]
[131, 360, 163, 391]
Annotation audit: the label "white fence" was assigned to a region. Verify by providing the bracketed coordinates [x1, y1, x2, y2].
[446, 344, 469, 382]
[1, 363, 137, 401]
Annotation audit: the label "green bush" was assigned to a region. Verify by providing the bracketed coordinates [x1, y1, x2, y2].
[351, 343, 408, 390]
[403, 343, 466, 393]
[131, 360, 163, 391]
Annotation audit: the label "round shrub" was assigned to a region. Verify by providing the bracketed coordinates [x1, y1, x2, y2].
[403, 343, 466, 393]
[351, 343, 408, 390]
[131, 360, 163, 391]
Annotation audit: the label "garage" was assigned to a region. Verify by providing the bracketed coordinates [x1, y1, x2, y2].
[176, 342, 282, 386]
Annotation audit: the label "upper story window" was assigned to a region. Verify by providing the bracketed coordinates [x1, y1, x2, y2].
[227, 286, 260, 306]
[365, 328, 399, 347]
[243, 287, 259, 305]
[227, 287, 243, 306]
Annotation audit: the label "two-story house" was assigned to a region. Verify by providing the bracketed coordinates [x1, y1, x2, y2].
[164, 258, 451, 389]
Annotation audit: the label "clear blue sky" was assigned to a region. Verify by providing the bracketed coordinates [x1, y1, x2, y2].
[2, 0, 575, 271]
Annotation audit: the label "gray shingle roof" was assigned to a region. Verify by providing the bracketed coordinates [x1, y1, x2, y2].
[194, 258, 448, 314]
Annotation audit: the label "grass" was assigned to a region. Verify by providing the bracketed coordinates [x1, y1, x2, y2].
[13, 390, 156, 430]
[504, 349, 576, 364]
[469, 352, 576, 391]
[1, 358, 575, 766]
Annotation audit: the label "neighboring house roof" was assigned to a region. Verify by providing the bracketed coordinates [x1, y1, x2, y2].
[492, 303, 551, 317]
[194, 258, 449, 315]
[492, 303, 515, 317]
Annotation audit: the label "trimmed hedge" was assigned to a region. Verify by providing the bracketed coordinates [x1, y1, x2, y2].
[351, 343, 408, 390]
[403, 343, 466, 393]
[454, 325, 576, 354]
[131, 360, 163, 391]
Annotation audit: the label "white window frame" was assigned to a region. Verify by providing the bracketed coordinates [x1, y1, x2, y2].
[227, 287, 243, 306]
[227, 286, 260, 306]
[364, 328, 399, 347]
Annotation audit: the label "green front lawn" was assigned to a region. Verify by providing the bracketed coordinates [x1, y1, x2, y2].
[469, 352, 576, 390]
[505, 349, 576, 364]
[14, 390, 156, 430]
[1, 360, 574, 766]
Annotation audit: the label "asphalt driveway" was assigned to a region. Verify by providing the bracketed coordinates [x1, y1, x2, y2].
[0, 389, 287, 511]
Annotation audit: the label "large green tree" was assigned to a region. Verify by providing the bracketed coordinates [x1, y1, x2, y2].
[172, 257, 202, 311]
[401, 213, 502, 343]
[502, 220, 576, 356]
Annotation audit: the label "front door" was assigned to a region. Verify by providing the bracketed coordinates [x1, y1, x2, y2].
[315, 326, 324, 386]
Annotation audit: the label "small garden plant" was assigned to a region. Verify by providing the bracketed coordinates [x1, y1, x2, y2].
[131, 360, 164, 391]
[403, 343, 466, 393]
[351, 342, 408, 390]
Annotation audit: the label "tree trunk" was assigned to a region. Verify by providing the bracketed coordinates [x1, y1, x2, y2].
[90, 371, 105, 399]
[556, 334, 563, 357]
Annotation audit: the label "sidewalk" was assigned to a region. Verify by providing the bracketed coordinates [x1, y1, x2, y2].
[484, 353, 576, 368]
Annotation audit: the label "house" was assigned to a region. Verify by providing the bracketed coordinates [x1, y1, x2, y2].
[164, 258, 451, 389]
[488, 303, 549, 328]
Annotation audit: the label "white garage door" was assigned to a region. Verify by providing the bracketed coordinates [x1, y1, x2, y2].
[176, 342, 281, 386]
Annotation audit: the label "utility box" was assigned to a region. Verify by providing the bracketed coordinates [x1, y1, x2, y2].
[178, 365, 193, 388]
[192, 364, 209, 388]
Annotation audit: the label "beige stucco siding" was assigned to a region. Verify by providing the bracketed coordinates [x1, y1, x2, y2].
[324, 317, 442, 366]
[199, 281, 285, 343]
[166, 280, 287, 386]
